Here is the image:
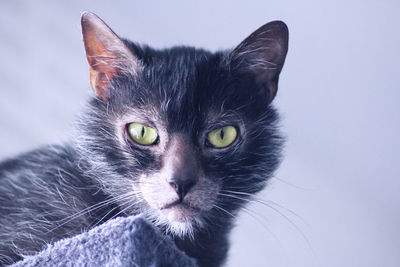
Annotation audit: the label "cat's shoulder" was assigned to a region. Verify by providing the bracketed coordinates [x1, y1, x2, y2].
[0, 144, 80, 185]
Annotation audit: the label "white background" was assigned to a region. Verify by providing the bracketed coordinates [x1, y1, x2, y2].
[1, 1, 399, 266]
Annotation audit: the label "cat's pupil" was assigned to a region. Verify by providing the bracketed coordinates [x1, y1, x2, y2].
[141, 126, 145, 137]
[220, 129, 224, 140]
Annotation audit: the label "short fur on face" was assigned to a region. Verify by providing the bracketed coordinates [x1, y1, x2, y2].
[0, 13, 288, 266]
[78, 12, 288, 238]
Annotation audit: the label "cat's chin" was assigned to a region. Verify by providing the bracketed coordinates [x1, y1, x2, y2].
[158, 203, 203, 238]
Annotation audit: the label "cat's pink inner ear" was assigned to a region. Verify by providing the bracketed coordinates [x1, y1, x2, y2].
[81, 12, 139, 101]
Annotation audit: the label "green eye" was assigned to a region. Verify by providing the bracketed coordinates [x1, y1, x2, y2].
[127, 123, 158, 145]
[207, 126, 237, 148]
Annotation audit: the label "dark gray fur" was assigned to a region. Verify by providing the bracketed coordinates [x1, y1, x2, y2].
[0, 18, 288, 267]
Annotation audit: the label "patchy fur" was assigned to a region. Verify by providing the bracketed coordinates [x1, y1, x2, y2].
[0, 13, 288, 267]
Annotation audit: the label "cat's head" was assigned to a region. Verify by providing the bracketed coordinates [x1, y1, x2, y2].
[77, 12, 288, 238]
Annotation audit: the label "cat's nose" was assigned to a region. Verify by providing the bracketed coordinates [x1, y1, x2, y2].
[164, 134, 199, 201]
[168, 176, 197, 202]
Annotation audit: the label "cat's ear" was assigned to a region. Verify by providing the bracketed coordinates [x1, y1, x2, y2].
[81, 12, 140, 101]
[229, 21, 288, 103]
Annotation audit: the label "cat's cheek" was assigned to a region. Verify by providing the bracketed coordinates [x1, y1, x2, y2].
[184, 178, 220, 211]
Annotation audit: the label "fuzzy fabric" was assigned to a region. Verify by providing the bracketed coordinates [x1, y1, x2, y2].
[10, 215, 197, 267]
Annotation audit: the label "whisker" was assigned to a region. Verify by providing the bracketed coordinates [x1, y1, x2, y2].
[272, 177, 311, 190]
[213, 204, 235, 218]
[57, 193, 127, 222]
[45, 193, 133, 234]
[218, 191, 313, 250]
[239, 205, 283, 246]
[109, 202, 138, 221]
[90, 204, 122, 229]
[221, 190, 307, 224]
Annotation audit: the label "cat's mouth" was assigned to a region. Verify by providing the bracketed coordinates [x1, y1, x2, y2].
[160, 201, 200, 222]
[138, 173, 219, 236]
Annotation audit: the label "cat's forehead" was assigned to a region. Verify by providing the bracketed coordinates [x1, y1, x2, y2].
[144, 47, 219, 91]
[139, 48, 228, 127]
[110, 46, 257, 134]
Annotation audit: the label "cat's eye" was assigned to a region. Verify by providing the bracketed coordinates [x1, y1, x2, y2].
[127, 123, 158, 145]
[207, 126, 237, 148]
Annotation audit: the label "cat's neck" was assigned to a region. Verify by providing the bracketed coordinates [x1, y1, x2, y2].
[172, 217, 234, 267]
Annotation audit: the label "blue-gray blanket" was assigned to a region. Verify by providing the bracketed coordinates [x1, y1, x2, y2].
[11, 216, 197, 267]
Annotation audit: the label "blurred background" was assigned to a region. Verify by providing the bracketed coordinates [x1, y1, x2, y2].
[1, 1, 399, 266]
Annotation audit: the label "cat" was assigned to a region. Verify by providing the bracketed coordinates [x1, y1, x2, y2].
[0, 12, 288, 267]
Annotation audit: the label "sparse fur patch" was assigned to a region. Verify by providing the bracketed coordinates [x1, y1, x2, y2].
[0, 16, 288, 267]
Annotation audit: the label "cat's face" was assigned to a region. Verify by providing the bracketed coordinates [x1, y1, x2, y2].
[78, 12, 288, 237]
